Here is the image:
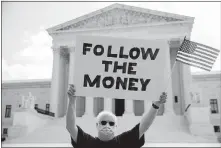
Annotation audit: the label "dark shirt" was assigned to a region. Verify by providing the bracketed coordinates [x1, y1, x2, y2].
[71, 123, 145, 148]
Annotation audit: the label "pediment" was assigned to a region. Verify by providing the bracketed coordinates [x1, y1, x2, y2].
[47, 3, 194, 33]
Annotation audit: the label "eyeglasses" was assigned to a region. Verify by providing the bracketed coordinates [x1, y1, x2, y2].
[100, 121, 115, 126]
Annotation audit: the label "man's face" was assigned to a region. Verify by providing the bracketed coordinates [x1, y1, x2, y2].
[96, 113, 117, 141]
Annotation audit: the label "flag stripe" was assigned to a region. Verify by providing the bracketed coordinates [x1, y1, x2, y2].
[195, 49, 217, 59]
[176, 57, 211, 71]
[177, 54, 212, 68]
[177, 51, 213, 65]
[176, 58, 210, 71]
[176, 55, 212, 69]
[196, 46, 219, 56]
[192, 52, 216, 62]
[197, 44, 220, 54]
[191, 40, 220, 53]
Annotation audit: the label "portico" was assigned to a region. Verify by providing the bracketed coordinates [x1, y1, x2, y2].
[46, 3, 194, 118]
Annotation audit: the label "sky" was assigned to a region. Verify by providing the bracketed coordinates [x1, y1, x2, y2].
[2, 2, 221, 81]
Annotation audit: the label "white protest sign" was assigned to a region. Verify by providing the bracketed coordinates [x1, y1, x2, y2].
[73, 35, 168, 101]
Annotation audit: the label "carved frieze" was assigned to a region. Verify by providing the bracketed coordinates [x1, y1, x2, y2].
[57, 8, 182, 31]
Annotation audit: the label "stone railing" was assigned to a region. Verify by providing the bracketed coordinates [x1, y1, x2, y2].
[34, 107, 55, 117]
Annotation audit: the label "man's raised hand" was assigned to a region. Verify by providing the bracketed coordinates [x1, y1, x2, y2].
[153, 92, 167, 107]
[67, 84, 76, 100]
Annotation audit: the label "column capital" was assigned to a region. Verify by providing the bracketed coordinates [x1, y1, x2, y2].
[60, 47, 69, 64]
[52, 45, 75, 53]
[52, 45, 69, 64]
[52, 45, 60, 53]
[168, 38, 182, 48]
[68, 46, 75, 53]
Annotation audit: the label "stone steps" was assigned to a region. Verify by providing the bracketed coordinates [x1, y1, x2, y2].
[4, 113, 218, 144]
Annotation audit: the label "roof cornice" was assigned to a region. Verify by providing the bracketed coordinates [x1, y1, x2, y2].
[2, 80, 51, 89]
[47, 3, 194, 34]
[48, 20, 193, 35]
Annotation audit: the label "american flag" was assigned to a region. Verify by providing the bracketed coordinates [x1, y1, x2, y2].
[176, 37, 220, 71]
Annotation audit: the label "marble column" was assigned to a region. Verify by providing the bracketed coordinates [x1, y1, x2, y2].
[68, 47, 75, 85]
[50, 46, 69, 117]
[67, 46, 75, 113]
[104, 98, 112, 112]
[171, 38, 192, 115]
[123, 100, 134, 117]
[62, 48, 70, 116]
[83, 97, 94, 117]
[162, 40, 179, 115]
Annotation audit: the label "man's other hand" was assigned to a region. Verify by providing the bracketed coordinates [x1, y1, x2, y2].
[153, 92, 167, 107]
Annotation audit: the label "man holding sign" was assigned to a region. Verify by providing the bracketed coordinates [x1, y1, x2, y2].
[66, 35, 169, 148]
[67, 84, 167, 148]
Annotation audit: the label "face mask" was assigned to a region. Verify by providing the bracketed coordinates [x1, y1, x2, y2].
[100, 127, 114, 135]
[99, 127, 115, 140]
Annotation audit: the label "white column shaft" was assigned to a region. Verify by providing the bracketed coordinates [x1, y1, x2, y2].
[163, 43, 174, 115]
[68, 47, 75, 85]
[104, 98, 112, 112]
[84, 97, 94, 116]
[50, 48, 61, 116]
[124, 100, 134, 115]
[67, 47, 75, 113]
[50, 47, 67, 117]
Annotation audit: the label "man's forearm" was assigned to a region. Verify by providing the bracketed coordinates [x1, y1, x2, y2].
[141, 105, 158, 128]
[139, 104, 159, 138]
[66, 98, 77, 130]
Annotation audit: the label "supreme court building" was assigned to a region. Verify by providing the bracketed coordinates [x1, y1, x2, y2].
[47, 3, 194, 118]
[3, 3, 220, 144]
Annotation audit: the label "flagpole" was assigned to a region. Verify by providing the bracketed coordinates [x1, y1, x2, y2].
[163, 37, 185, 115]
[165, 36, 186, 92]
[164, 37, 186, 93]
[164, 60, 177, 93]
[162, 59, 178, 115]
